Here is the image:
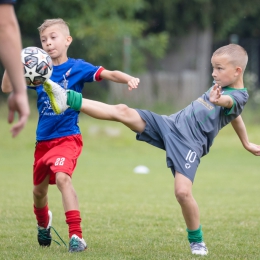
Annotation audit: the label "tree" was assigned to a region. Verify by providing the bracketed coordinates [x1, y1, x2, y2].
[15, 0, 168, 73]
[134, 0, 260, 40]
[14, 0, 260, 73]
[1, 0, 259, 102]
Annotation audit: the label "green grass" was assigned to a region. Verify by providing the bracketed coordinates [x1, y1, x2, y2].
[0, 112, 260, 260]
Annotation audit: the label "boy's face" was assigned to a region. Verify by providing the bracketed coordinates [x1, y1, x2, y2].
[211, 54, 240, 87]
[40, 24, 72, 61]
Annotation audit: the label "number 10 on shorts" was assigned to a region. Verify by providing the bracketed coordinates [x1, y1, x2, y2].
[186, 150, 197, 163]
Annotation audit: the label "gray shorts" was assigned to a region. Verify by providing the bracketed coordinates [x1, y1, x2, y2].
[135, 109, 200, 182]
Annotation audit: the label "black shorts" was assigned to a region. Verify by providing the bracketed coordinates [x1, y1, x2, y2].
[135, 109, 200, 182]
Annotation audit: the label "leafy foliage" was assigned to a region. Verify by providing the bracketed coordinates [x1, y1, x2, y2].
[136, 0, 260, 40]
[136, 0, 211, 36]
[15, 0, 169, 73]
[13, 0, 260, 73]
[211, 1, 260, 39]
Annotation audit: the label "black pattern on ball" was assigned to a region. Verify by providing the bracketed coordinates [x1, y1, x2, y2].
[21, 47, 53, 87]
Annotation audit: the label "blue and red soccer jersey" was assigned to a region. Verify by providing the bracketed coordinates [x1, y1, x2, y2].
[29, 58, 104, 141]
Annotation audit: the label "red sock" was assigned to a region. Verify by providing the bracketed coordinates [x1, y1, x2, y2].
[34, 204, 49, 228]
[65, 210, 82, 239]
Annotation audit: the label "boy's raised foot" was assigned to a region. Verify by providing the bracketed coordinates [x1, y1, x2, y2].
[190, 241, 208, 256]
[37, 210, 52, 247]
[68, 234, 87, 252]
[43, 79, 68, 114]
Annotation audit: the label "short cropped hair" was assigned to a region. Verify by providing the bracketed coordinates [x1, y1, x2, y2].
[213, 44, 248, 71]
[38, 18, 70, 36]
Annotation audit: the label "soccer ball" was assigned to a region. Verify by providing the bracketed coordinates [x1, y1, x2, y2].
[21, 46, 53, 87]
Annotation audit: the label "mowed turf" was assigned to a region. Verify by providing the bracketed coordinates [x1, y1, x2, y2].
[0, 114, 260, 260]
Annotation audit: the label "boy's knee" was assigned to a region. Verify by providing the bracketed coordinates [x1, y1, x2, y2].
[114, 104, 130, 118]
[175, 188, 191, 203]
[33, 187, 47, 199]
[56, 172, 71, 188]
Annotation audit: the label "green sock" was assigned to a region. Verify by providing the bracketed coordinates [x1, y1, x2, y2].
[186, 225, 203, 243]
[67, 90, 82, 111]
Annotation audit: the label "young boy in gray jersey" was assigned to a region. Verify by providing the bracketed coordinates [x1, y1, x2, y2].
[43, 43, 260, 256]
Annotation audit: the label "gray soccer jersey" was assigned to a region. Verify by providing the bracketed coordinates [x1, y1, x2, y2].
[135, 86, 248, 182]
[163, 86, 248, 157]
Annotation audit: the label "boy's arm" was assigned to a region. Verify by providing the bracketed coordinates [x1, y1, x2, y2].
[231, 115, 260, 156]
[0, 4, 30, 137]
[209, 84, 233, 108]
[100, 69, 139, 91]
[1, 71, 14, 93]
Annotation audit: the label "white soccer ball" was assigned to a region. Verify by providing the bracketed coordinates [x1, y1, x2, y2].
[21, 46, 53, 87]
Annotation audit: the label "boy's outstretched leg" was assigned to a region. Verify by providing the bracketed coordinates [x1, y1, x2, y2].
[174, 172, 208, 256]
[79, 99, 146, 133]
[43, 79, 146, 133]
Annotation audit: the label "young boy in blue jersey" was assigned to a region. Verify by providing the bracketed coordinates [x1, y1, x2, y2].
[1, 18, 139, 253]
[44, 43, 260, 256]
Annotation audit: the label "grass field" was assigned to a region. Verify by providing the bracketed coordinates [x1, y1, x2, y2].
[0, 112, 260, 260]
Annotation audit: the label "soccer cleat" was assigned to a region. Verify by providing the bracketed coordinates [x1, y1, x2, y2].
[37, 210, 52, 247]
[190, 242, 208, 256]
[68, 234, 87, 252]
[43, 79, 69, 114]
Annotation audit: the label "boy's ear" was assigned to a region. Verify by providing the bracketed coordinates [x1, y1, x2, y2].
[66, 36, 73, 47]
[235, 66, 242, 76]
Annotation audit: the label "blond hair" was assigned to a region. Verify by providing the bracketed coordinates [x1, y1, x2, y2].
[38, 18, 70, 36]
[213, 44, 248, 71]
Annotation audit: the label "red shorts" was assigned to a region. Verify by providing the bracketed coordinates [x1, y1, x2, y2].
[33, 134, 83, 185]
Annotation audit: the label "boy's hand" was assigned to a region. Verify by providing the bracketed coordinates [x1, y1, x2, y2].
[209, 83, 222, 103]
[127, 77, 140, 91]
[7, 91, 30, 137]
[209, 83, 233, 108]
[245, 143, 260, 156]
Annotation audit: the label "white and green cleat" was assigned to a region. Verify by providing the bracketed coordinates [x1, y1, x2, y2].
[43, 79, 69, 114]
[69, 234, 87, 253]
[190, 242, 208, 256]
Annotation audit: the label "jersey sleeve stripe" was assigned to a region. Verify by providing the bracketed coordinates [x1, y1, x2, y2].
[94, 66, 105, 82]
